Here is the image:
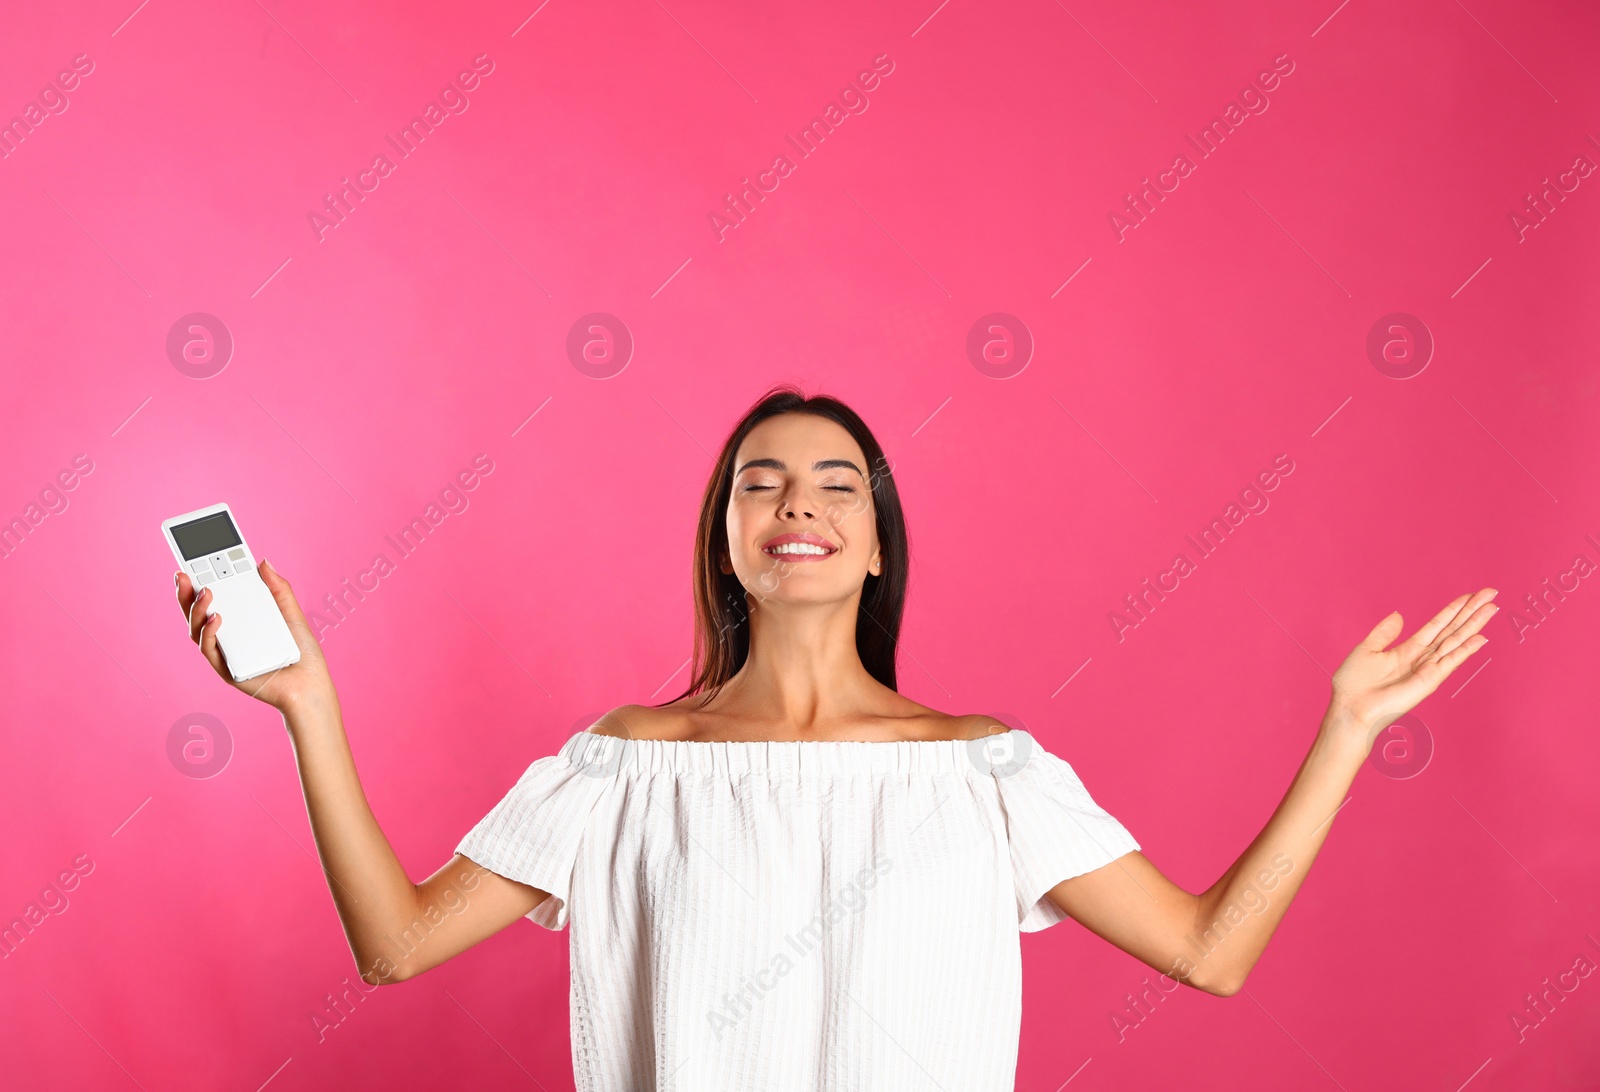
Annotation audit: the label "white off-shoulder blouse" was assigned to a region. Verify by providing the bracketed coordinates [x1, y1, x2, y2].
[455, 728, 1140, 1092]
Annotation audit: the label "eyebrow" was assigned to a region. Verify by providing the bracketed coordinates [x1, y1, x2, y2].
[734, 457, 865, 479]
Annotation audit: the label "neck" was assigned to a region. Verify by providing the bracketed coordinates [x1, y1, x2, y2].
[715, 593, 880, 729]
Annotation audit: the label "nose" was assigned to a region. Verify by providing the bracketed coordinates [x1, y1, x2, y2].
[781, 493, 814, 519]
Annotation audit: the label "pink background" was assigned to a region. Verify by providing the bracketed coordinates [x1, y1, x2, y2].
[3, 0, 1598, 1088]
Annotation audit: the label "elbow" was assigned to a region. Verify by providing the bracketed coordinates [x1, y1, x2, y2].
[1193, 964, 1248, 997]
[1172, 952, 1247, 997]
[356, 954, 411, 987]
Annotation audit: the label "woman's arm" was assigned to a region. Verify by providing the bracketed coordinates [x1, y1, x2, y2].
[1047, 588, 1498, 996]
[177, 561, 549, 985]
[1046, 709, 1366, 996]
[280, 692, 548, 984]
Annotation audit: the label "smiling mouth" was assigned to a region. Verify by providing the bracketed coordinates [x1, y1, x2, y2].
[763, 543, 837, 559]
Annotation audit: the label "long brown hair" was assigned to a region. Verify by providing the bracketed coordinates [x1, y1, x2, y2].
[657, 384, 910, 708]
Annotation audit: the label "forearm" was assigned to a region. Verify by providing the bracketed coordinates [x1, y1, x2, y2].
[1178, 705, 1369, 994]
[282, 690, 422, 983]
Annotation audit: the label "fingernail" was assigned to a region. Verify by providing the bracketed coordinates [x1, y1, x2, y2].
[173, 571, 180, 586]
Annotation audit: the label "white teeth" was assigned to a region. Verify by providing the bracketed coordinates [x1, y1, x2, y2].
[766, 542, 833, 556]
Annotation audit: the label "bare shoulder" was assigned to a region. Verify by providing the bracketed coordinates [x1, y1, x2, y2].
[585, 703, 683, 741]
[901, 706, 1015, 741]
[958, 713, 1016, 740]
[864, 702, 1016, 742]
[585, 703, 1015, 743]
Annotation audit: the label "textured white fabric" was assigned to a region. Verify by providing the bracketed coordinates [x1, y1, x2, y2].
[455, 728, 1140, 1091]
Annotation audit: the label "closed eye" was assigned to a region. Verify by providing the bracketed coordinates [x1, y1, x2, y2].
[742, 484, 855, 492]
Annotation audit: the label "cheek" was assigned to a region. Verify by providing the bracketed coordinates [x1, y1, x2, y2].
[724, 508, 760, 560]
[838, 496, 875, 527]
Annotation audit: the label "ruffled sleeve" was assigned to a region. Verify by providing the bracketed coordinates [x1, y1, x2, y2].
[990, 733, 1141, 932]
[455, 733, 614, 931]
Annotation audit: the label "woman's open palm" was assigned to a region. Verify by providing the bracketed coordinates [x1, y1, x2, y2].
[1330, 588, 1498, 740]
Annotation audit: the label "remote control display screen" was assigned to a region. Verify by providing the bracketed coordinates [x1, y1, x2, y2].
[172, 512, 243, 559]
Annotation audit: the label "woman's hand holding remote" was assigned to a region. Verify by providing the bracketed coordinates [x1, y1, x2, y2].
[175, 558, 335, 713]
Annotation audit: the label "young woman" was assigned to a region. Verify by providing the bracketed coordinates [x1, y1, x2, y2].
[174, 386, 1495, 1090]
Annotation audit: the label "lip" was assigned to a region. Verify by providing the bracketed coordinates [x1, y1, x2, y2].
[761, 532, 838, 560]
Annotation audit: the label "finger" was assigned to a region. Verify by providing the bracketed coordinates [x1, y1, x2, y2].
[1357, 610, 1405, 652]
[1433, 633, 1487, 675]
[1431, 601, 1498, 662]
[176, 569, 196, 617]
[198, 608, 228, 677]
[1421, 588, 1499, 655]
[188, 586, 214, 644]
[257, 559, 312, 631]
[1396, 592, 1473, 655]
